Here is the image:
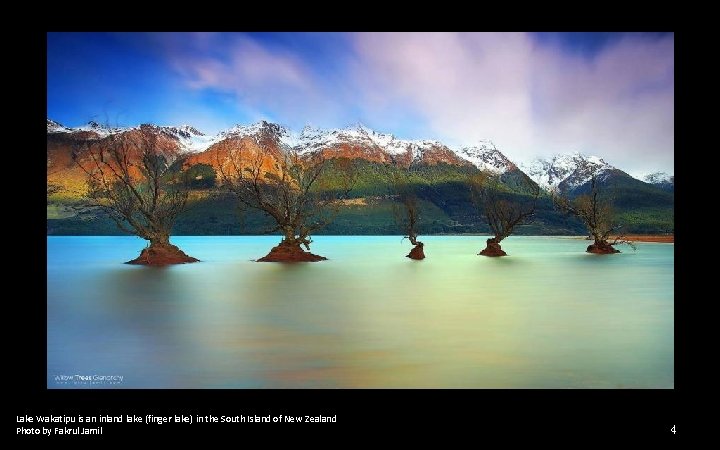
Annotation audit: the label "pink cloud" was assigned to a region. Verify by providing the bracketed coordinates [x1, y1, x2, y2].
[350, 32, 674, 177]
[156, 32, 673, 176]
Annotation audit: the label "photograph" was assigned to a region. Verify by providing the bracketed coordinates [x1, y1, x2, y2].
[46, 32, 674, 391]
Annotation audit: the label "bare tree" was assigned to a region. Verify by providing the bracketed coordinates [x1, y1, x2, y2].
[46, 154, 64, 200]
[46, 182, 62, 200]
[552, 175, 635, 254]
[469, 171, 539, 256]
[390, 166, 425, 260]
[216, 126, 355, 262]
[76, 127, 198, 265]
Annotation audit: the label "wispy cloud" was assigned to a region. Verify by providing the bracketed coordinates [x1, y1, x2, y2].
[158, 33, 342, 125]
[80, 32, 674, 176]
[349, 32, 674, 176]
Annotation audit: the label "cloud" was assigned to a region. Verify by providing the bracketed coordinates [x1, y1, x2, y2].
[350, 32, 674, 176]
[528, 34, 674, 175]
[350, 33, 535, 147]
[159, 33, 339, 124]
[156, 32, 673, 176]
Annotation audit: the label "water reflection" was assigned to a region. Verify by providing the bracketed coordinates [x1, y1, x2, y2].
[47, 236, 674, 388]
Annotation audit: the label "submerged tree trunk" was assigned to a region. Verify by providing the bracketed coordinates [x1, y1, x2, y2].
[126, 237, 199, 266]
[586, 239, 621, 254]
[479, 237, 507, 257]
[257, 238, 327, 262]
[407, 241, 425, 260]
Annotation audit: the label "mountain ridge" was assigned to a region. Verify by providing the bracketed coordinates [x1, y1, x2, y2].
[47, 118, 671, 188]
[47, 118, 674, 236]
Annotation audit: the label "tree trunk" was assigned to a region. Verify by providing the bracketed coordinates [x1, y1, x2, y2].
[257, 238, 327, 262]
[407, 242, 425, 260]
[150, 235, 170, 247]
[586, 239, 620, 254]
[283, 226, 296, 245]
[126, 235, 199, 266]
[479, 237, 507, 257]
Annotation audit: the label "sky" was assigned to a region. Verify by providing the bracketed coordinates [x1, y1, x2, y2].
[47, 32, 674, 178]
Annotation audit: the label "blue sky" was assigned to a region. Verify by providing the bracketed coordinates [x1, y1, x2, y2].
[47, 32, 674, 176]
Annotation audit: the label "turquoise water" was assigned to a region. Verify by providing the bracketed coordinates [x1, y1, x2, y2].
[47, 236, 673, 388]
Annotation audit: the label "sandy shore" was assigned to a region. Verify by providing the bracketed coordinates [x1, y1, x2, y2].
[611, 235, 674, 243]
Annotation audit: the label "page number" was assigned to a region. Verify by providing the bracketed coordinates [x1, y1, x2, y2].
[671, 425, 676, 434]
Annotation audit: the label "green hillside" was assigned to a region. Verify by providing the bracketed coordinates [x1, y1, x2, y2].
[47, 161, 673, 236]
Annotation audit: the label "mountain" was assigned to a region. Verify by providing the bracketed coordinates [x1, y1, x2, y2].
[643, 172, 674, 192]
[47, 119, 508, 170]
[519, 152, 674, 201]
[47, 118, 674, 236]
[47, 119, 675, 189]
[215, 122, 476, 168]
[520, 153, 619, 192]
[47, 118, 71, 133]
[47, 121, 202, 194]
[47, 119, 215, 152]
[519, 153, 674, 232]
[456, 141, 516, 174]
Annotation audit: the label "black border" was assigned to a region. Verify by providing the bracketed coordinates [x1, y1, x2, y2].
[20, 28, 684, 441]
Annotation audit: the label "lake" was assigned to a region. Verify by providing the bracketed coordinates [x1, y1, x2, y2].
[47, 235, 674, 388]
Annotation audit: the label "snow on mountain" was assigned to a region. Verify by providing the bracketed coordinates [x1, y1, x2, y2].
[46, 119, 126, 137]
[151, 124, 216, 153]
[220, 121, 271, 139]
[643, 172, 674, 185]
[49, 118, 662, 186]
[295, 124, 393, 153]
[46, 119, 218, 153]
[46, 118, 512, 171]
[47, 119, 72, 133]
[160, 125, 203, 139]
[520, 153, 615, 190]
[219, 121, 301, 150]
[292, 124, 450, 164]
[75, 121, 126, 137]
[180, 134, 216, 153]
[455, 140, 516, 174]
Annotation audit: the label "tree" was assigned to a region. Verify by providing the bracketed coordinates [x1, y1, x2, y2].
[216, 125, 356, 262]
[46, 154, 64, 200]
[76, 126, 198, 265]
[552, 175, 635, 254]
[46, 182, 62, 200]
[390, 165, 425, 260]
[469, 171, 539, 256]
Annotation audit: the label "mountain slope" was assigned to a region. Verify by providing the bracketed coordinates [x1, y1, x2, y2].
[47, 118, 674, 235]
[644, 172, 674, 192]
[520, 153, 617, 192]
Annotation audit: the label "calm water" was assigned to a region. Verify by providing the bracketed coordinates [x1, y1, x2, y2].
[47, 236, 673, 388]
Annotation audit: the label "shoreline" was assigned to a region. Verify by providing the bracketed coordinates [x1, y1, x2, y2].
[565, 234, 674, 243]
[614, 234, 674, 243]
[45, 233, 675, 243]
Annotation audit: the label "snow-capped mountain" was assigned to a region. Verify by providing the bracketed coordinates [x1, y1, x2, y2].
[47, 119, 71, 133]
[211, 121, 474, 167]
[47, 119, 217, 153]
[77, 121, 125, 137]
[520, 153, 616, 191]
[47, 118, 672, 193]
[47, 119, 128, 138]
[644, 172, 674, 185]
[295, 124, 380, 153]
[293, 124, 438, 158]
[293, 124, 471, 166]
[138, 124, 216, 153]
[456, 141, 517, 174]
[643, 172, 674, 191]
[47, 119, 514, 170]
